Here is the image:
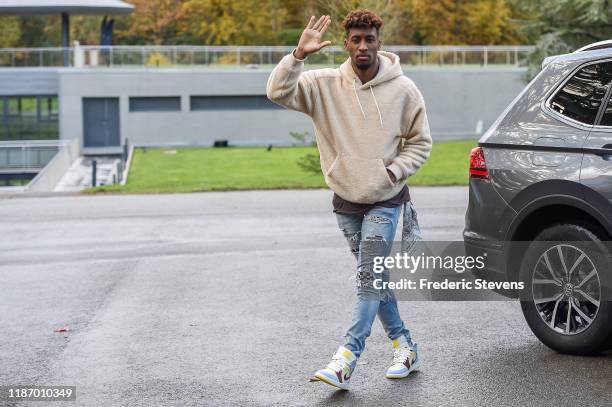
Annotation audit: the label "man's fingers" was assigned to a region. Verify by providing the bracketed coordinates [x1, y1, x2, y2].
[317, 41, 332, 50]
[306, 15, 315, 30]
[312, 15, 325, 31]
[319, 15, 331, 32]
[319, 16, 331, 36]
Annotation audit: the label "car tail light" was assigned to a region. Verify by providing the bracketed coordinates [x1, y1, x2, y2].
[469, 147, 489, 179]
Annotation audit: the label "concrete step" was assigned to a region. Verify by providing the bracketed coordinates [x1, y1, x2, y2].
[54, 156, 121, 192]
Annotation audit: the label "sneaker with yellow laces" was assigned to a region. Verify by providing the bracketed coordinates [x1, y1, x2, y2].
[312, 346, 357, 390]
[385, 336, 420, 379]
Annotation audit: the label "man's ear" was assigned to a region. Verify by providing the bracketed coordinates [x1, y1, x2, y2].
[343, 37, 348, 50]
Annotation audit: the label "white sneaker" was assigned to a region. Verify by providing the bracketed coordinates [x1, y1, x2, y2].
[386, 337, 420, 379]
[312, 346, 357, 390]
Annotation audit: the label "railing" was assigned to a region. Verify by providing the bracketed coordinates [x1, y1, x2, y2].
[0, 140, 63, 171]
[0, 139, 80, 192]
[0, 45, 535, 68]
[0, 47, 71, 68]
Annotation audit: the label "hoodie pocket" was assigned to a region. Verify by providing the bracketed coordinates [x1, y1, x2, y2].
[325, 153, 396, 204]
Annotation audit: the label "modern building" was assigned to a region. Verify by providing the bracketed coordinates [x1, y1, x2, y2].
[2, 46, 530, 152]
[0, 1, 532, 190]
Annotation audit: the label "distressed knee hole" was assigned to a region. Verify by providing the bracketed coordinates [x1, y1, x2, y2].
[365, 215, 391, 224]
[341, 229, 361, 242]
[356, 267, 375, 288]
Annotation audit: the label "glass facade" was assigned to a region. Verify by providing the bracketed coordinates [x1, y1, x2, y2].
[0, 95, 59, 140]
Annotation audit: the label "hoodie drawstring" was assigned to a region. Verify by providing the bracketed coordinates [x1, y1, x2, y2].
[369, 85, 384, 129]
[352, 78, 366, 120]
[351, 78, 384, 129]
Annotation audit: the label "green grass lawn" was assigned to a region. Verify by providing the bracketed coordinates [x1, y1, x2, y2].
[90, 139, 476, 194]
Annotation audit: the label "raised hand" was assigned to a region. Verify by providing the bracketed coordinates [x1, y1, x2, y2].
[294, 15, 332, 60]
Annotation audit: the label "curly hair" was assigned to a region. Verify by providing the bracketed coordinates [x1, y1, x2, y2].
[341, 9, 383, 36]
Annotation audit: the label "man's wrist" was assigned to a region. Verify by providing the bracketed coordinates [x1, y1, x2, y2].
[293, 47, 308, 61]
[386, 163, 403, 183]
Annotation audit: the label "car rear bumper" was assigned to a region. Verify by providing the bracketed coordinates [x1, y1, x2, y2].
[463, 231, 505, 279]
[464, 176, 518, 297]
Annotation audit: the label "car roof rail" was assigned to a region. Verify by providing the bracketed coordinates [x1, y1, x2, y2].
[575, 39, 612, 52]
[542, 55, 558, 69]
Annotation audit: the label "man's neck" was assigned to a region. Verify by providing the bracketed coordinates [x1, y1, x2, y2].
[352, 55, 379, 85]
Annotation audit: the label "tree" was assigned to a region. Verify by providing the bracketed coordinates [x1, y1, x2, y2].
[41, 16, 105, 46]
[114, 0, 184, 45]
[12, 15, 104, 47]
[0, 0, 533, 48]
[277, 0, 318, 45]
[398, 0, 523, 45]
[522, 0, 612, 79]
[310, 0, 524, 46]
[315, 0, 406, 45]
[0, 17, 21, 48]
[178, 0, 290, 45]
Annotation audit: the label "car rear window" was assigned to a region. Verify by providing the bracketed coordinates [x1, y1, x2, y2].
[550, 61, 612, 125]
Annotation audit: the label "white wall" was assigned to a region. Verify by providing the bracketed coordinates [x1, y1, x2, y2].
[53, 66, 527, 150]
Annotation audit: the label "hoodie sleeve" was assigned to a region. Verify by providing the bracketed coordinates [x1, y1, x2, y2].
[266, 50, 317, 116]
[386, 92, 433, 181]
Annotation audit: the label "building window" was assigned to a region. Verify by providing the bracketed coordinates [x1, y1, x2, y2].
[39, 96, 59, 122]
[129, 97, 181, 112]
[0, 95, 59, 141]
[190, 95, 281, 111]
[549, 61, 612, 125]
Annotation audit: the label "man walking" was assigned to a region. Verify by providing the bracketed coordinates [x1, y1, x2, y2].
[267, 9, 432, 390]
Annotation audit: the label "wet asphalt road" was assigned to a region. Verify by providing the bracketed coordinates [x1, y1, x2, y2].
[0, 187, 611, 406]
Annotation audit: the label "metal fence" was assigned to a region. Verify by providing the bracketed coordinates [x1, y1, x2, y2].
[0, 47, 69, 68]
[0, 45, 535, 68]
[0, 140, 63, 170]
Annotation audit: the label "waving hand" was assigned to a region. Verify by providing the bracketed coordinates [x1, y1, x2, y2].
[294, 15, 332, 60]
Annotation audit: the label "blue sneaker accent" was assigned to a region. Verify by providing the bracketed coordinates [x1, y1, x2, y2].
[313, 346, 356, 390]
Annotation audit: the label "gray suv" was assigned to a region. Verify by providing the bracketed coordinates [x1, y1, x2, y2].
[464, 41, 612, 355]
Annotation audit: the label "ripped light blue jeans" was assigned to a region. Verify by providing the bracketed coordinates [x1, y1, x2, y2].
[336, 201, 422, 358]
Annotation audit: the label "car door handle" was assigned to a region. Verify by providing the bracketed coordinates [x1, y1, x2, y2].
[599, 144, 612, 160]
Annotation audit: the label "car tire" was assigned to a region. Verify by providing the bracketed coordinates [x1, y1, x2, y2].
[519, 223, 612, 355]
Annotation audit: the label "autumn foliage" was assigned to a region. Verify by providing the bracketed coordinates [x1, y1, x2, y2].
[1, 0, 532, 47]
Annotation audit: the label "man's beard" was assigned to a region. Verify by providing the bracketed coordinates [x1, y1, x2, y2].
[354, 59, 373, 70]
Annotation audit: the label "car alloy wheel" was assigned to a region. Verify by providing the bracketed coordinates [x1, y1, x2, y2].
[531, 244, 600, 335]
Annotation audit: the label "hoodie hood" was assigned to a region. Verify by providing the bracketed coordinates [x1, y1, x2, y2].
[340, 51, 403, 89]
[340, 51, 403, 128]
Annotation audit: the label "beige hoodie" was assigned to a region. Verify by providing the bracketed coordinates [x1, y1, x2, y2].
[266, 50, 432, 204]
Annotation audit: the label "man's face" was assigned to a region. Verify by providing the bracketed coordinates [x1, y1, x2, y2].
[344, 26, 381, 70]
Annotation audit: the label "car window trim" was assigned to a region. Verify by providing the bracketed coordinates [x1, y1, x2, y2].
[594, 76, 612, 127]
